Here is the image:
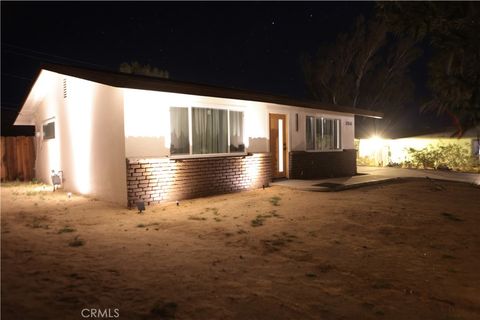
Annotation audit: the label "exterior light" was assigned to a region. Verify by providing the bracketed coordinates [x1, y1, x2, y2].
[136, 200, 145, 213]
[369, 135, 383, 143]
[51, 170, 63, 191]
[358, 135, 386, 163]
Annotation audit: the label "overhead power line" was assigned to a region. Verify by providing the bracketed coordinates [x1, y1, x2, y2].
[1, 73, 32, 81]
[2, 42, 106, 68]
[1, 107, 20, 112]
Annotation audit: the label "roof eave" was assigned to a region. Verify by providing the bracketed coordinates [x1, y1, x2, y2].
[40, 63, 383, 118]
[13, 69, 44, 126]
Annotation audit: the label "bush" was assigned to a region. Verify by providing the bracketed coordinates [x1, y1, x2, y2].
[357, 156, 378, 166]
[406, 142, 474, 171]
[406, 146, 438, 169]
[386, 162, 402, 168]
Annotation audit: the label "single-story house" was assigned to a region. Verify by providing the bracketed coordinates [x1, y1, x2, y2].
[14, 64, 381, 206]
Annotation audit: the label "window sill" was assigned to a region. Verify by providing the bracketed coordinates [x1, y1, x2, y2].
[169, 152, 249, 161]
[305, 149, 343, 153]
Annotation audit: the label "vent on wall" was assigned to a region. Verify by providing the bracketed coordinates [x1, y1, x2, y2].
[63, 78, 67, 99]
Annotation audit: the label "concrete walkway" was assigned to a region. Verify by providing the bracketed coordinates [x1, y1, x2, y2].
[271, 166, 480, 192]
[358, 166, 480, 185]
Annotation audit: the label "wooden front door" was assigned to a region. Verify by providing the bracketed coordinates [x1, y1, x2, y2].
[269, 113, 287, 178]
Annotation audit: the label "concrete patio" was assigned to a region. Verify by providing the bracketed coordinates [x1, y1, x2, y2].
[359, 166, 480, 185]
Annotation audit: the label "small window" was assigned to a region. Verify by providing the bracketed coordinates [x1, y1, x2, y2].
[315, 118, 323, 150]
[305, 116, 341, 151]
[306, 116, 315, 150]
[43, 121, 55, 140]
[229, 111, 245, 152]
[170, 107, 190, 155]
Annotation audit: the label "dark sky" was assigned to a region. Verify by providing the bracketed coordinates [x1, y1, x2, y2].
[1, 2, 447, 136]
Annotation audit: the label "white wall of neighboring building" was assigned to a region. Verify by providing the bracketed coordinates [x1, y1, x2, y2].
[29, 71, 127, 205]
[358, 136, 473, 166]
[123, 88, 356, 158]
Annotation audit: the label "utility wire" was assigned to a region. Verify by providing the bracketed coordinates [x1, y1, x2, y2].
[1, 107, 20, 112]
[4, 43, 94, 63]
[1, 73, 32, 81]
[3, 49, 84, 66]
[2, 43, 106, 68]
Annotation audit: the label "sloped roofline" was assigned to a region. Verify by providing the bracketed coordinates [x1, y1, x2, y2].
[20, 63, 383, 121]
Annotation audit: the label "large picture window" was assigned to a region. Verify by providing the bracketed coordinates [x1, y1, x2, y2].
[192, 107, 228, 154]
[170, 107, 244, 155]
[306, 116, 341, 151]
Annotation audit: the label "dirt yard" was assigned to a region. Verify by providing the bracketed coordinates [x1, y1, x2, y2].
[1, 179, 479, 320]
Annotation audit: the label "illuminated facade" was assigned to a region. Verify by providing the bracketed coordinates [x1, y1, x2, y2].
[15, 64, 380, 206]
[356, 129, 480, 167]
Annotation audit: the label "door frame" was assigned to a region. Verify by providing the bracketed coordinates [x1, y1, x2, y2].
[269, 113, 288, 179]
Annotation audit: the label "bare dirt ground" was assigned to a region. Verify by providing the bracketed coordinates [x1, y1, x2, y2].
[1, 179, 479, 320]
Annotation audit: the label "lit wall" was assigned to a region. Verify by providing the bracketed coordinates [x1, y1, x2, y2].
[58, 76, 127, 204]
[285, 107, 355, 151]
[29, 71, 127, 205]
[124, 89, 172, 157]
[126, 154, 271, 205]
[30, 71, 62, 184]
[123, 89, 271, 157]
[123, 89, 356, 159]
[358, 136, 473, 166]
[390, 137, 472, 163]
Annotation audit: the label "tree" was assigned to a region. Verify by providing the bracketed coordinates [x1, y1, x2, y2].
[302, 15, 421, 136]
[119, 61, 170, 79]
[378, 2, 480, 137]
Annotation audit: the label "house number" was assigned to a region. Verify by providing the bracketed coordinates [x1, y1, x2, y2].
[345, 121, 353, 126]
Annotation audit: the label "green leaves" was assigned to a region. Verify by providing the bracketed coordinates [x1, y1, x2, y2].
[119, 61, 170, 79]
[379, 2, 480, 136]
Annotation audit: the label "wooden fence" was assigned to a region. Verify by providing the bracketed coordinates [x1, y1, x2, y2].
[1, 136, 35, 181]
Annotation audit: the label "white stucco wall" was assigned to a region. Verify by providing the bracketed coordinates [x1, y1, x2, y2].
[30, 71, 127, 205]
[123, 89, 356, 158]
[123, 89, 272, 157]
[32, 71, 62, 185]
[268, 106, 355, 152]
[358, 136, 473, 166]
[22, 69, 358, 205]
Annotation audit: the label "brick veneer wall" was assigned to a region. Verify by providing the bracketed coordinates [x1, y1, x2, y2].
[289, 149, 357, 179]
[126, 153, 271, 206]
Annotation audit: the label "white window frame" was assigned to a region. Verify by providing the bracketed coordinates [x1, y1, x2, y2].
[305, 115, 342, 152]
[42, 118, 56, 140]
[169, 105, 247, 158]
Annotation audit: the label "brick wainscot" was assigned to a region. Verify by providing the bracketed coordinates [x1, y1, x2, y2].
[126, 153, 272, 206]
[289, 149, 357, 179]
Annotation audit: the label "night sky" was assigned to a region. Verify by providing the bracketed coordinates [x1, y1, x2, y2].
[1, 2, 445, 136]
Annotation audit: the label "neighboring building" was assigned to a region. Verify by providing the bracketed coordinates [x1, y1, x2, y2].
[357, 128, 480, 167]
[14, 64, 381, 206]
